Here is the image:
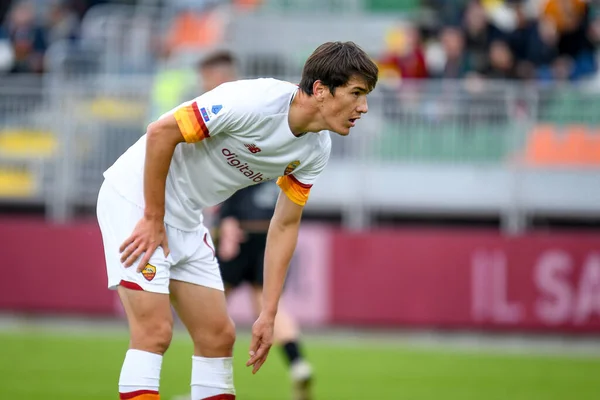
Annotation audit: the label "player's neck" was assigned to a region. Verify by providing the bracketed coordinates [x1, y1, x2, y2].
[288, 90, 328, 136]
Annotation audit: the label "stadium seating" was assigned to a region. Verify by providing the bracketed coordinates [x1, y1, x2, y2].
[0, 167, 35, 197]
[374, 122, 511, 163]
[0, 129, 57, 158]
[365, 0, 420, 13]
[0, 129, 57, 199]
[524, 124, 600, 166]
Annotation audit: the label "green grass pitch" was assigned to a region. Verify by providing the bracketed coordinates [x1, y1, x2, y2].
[1, 330, 599, 400]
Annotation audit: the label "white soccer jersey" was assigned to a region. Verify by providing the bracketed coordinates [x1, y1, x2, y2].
[103, 78, 332, 231]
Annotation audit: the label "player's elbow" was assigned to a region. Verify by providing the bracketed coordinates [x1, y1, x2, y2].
[146, 121, 163, 142]
[146, 120, 158, 134]
[271, 209, 302, 231]
[146, 116, 185, 146]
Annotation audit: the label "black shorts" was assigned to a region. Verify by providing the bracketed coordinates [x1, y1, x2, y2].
[219, 232, 267, 288]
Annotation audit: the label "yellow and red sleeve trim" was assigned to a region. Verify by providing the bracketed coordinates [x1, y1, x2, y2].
[173, 102, 210, 143]
[120, 389, 160, 399]
[277, 175, 312, 206]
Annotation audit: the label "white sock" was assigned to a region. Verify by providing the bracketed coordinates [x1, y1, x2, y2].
[191, 356, 236, 399]
[119, 349, 162, 396]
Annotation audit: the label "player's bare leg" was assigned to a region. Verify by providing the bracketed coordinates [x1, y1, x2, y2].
[118, 286, 174, 399]
[170, 280, 236, 399]
[251, 285, 313, 400]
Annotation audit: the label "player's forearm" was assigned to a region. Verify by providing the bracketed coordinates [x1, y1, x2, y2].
[262, 219, 300, 317]
[143, 122, 179, 220]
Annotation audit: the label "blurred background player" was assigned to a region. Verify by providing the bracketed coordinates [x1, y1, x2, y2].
[197, 49, 314, 400]
[197, 49, 238, 98]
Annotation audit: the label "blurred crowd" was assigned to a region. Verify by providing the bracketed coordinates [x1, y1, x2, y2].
[0, 0, 258, 74]
[0, 0, 111, 73]
[2, 0, 599, 84]
[379, 0, 600, 83]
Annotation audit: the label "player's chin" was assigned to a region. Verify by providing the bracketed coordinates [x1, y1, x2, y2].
[332, 125, 352, 136]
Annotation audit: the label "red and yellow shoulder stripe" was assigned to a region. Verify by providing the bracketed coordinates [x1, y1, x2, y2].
[173, 102, 210, 143]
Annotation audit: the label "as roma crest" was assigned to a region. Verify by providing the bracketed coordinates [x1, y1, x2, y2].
[141, 264, 157, 281]
[284, 160, 300, 175]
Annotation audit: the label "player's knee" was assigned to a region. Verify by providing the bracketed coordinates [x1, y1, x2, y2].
[196, 317, 236, 354]
[222, 318, 237, 349]
[131, 318, 173, 354]
[214, 317, 236, 351]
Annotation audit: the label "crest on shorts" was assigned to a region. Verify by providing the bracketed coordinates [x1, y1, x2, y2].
[141, 264, 156, 281]
[284, 160, 301, 175]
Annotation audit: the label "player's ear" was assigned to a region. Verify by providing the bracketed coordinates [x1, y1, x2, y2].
[313, 80, 327, 102]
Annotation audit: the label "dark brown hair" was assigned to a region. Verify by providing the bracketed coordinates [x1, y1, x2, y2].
[198, 50, 236, 70]
[299, 41, 379, 96]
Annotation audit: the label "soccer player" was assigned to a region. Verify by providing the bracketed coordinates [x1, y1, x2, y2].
[96, 41, 378, 400]
[199, 50, 315, 400]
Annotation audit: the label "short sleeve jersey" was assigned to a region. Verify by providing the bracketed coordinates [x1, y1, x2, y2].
[103, 78, 332, 231]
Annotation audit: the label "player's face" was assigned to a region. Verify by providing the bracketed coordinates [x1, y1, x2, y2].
[319, 76, 370, 136]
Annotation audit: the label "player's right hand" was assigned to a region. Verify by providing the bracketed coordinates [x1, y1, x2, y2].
[218, 239, 240, 262]
[218, 217, 244, 261]
[119, 216, 170, 271]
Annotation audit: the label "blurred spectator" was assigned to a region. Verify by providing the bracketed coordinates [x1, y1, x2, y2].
[531, 17, 560, 64]
[438, 26, 471, 79]
[505, 2, 560, 80]
[5, 0, 47, 73]
[423, 0, 470, 26]
[379, 25, 429, 80]
[462, 0, 503, 74]
[542, 0, 587, 38]
[543, 3, 592, 54]
[588, 11, 600, 48]
[483, 0, 522, 32]
[0, 0, 14, 24]
[46, 0, 80, 45]
[482, 40, 517, 79]
[0, 26, 14, 73]
[541, 0, 597, 80]
[524, 18, 561, 79]
[506, 1, 538, 63]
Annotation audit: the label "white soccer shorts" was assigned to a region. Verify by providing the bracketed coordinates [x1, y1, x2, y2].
[96, 181, 224, 294]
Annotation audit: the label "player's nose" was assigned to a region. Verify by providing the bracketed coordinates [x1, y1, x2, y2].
[357, 98, 368, 114]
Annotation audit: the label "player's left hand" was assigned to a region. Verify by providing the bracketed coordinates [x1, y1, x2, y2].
[246, 312, 275, 374]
